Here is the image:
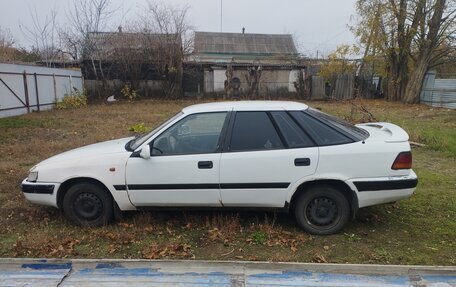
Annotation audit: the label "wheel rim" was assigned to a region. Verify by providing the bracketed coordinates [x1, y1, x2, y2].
[305, 197, 339, 227]
[73, 192, 103, 220]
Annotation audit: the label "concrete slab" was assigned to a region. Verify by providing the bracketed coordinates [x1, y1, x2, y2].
[0, 259, 455, 287]
[0, 261, 71, 287]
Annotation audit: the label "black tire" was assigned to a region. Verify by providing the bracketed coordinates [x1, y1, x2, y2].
[63, 182, 113, 227]
[294, 185, 350, 235]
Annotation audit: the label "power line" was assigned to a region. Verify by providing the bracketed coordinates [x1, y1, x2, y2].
[312, 28, 349, 51]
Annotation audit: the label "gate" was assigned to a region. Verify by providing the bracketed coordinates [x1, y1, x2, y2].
[420, 71, 456, 109]
[0, 63, 83, 118]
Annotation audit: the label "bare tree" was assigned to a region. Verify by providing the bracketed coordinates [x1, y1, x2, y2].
[224, 63, 235, 99]
[245, 65, 262, 99]
[0, 26, 15, 61]
[62, 0, 116, 59]
[20, 8, 60, 67]
[60, 0, 118, 87]
[293, 69, 309, 99]
[108, 29, 150, 92]
[60, 0, 190, 99]
[135, 0, 192, 98]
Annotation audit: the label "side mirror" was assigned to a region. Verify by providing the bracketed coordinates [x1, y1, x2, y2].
[139, 145, 151, 159]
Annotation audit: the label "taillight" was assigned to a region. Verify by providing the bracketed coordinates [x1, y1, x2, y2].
[391, 151, 412, 170]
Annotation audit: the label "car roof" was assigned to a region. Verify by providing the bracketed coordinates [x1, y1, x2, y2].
[182, 101, 309, 114]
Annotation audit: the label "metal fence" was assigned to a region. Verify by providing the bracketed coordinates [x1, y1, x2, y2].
[0, 63, 83, 118]
[420, 71, 456, 109]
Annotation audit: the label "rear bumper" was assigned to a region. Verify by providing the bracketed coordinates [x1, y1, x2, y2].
[353, 178, 418, 192]
[347, 170, 418, 208]
[21, 179, 59, 208]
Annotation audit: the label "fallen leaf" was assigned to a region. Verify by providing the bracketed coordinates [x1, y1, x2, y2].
[313, 254, 328, 263]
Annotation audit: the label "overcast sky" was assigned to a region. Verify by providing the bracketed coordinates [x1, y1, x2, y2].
[0, 0, 358, 58]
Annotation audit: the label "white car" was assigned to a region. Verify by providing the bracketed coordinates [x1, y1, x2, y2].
[22, 101, 417, 234]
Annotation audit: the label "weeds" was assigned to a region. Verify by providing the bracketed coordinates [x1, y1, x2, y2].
[250, 231, 267, 245]
[129, 123, 150, 133]
[371, 248, 393, 262]
[55, 90, 88, 110]
[344, 233, 362, 242]
[121, 85, 139, 102]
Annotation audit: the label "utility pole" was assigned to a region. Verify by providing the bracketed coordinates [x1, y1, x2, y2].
[220, 0, 223, 32]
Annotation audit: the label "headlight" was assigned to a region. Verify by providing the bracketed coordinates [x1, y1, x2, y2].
[27, 171, 38, 182]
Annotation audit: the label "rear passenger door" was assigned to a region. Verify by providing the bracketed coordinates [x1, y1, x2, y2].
[219, 111, 319, 207]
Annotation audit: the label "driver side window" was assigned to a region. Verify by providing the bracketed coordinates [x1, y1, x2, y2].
[152, 112, 227, 156]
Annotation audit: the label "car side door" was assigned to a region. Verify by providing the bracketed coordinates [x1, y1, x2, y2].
[125, 112, 229, 207]
[219, 110, 319, 207]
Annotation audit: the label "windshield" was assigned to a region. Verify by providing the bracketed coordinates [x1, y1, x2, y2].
[127, 112, 183, 151]
[306, 108, 369, 141]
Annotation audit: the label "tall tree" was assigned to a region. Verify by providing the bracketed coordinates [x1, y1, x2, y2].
[403, 0, 454, 103]
[352, 0, 455, 103]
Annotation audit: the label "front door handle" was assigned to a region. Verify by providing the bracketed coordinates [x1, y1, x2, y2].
[198, 161, 213, 169]
[295, 158, 310, 166]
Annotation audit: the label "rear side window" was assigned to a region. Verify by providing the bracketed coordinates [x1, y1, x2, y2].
[229, 112, 284, 151]
[307, 108, 369, 140]
[270, 112, 315, 148]
[291, 111, 352, 146]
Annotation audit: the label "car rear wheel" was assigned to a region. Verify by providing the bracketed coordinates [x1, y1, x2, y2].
[63, 182, 113, 227]
[294, 185, 350, 235]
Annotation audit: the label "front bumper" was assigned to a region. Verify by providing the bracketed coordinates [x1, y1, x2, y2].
[22, 184, 55, 194]
[347, 170, 418, 208]
[21, 179, 60, 208]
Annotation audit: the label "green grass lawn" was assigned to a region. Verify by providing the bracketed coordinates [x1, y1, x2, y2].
[0, 99, 454, 265]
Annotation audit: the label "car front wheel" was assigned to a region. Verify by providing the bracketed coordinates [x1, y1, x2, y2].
[294, 185, 350, 235]
[63, 182, 113, 227]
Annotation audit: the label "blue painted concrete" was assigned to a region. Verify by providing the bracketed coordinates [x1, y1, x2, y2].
[1, 260, 455, 287]
[21, 262, 72, 270]
[247, 271, 411, 287]
[65, 267, 233, 286]
[95, 262, 124, 269]
[79, 267, 154, 275]
[422, 274, 456, 284]
[249, 270, 313, 278]
[1, 262, 71, 287]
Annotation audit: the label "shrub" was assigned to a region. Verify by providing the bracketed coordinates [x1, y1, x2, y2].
[129, 123, 150, 133]
[121, 85, 139, 101]
[55, 90, 88, 110]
